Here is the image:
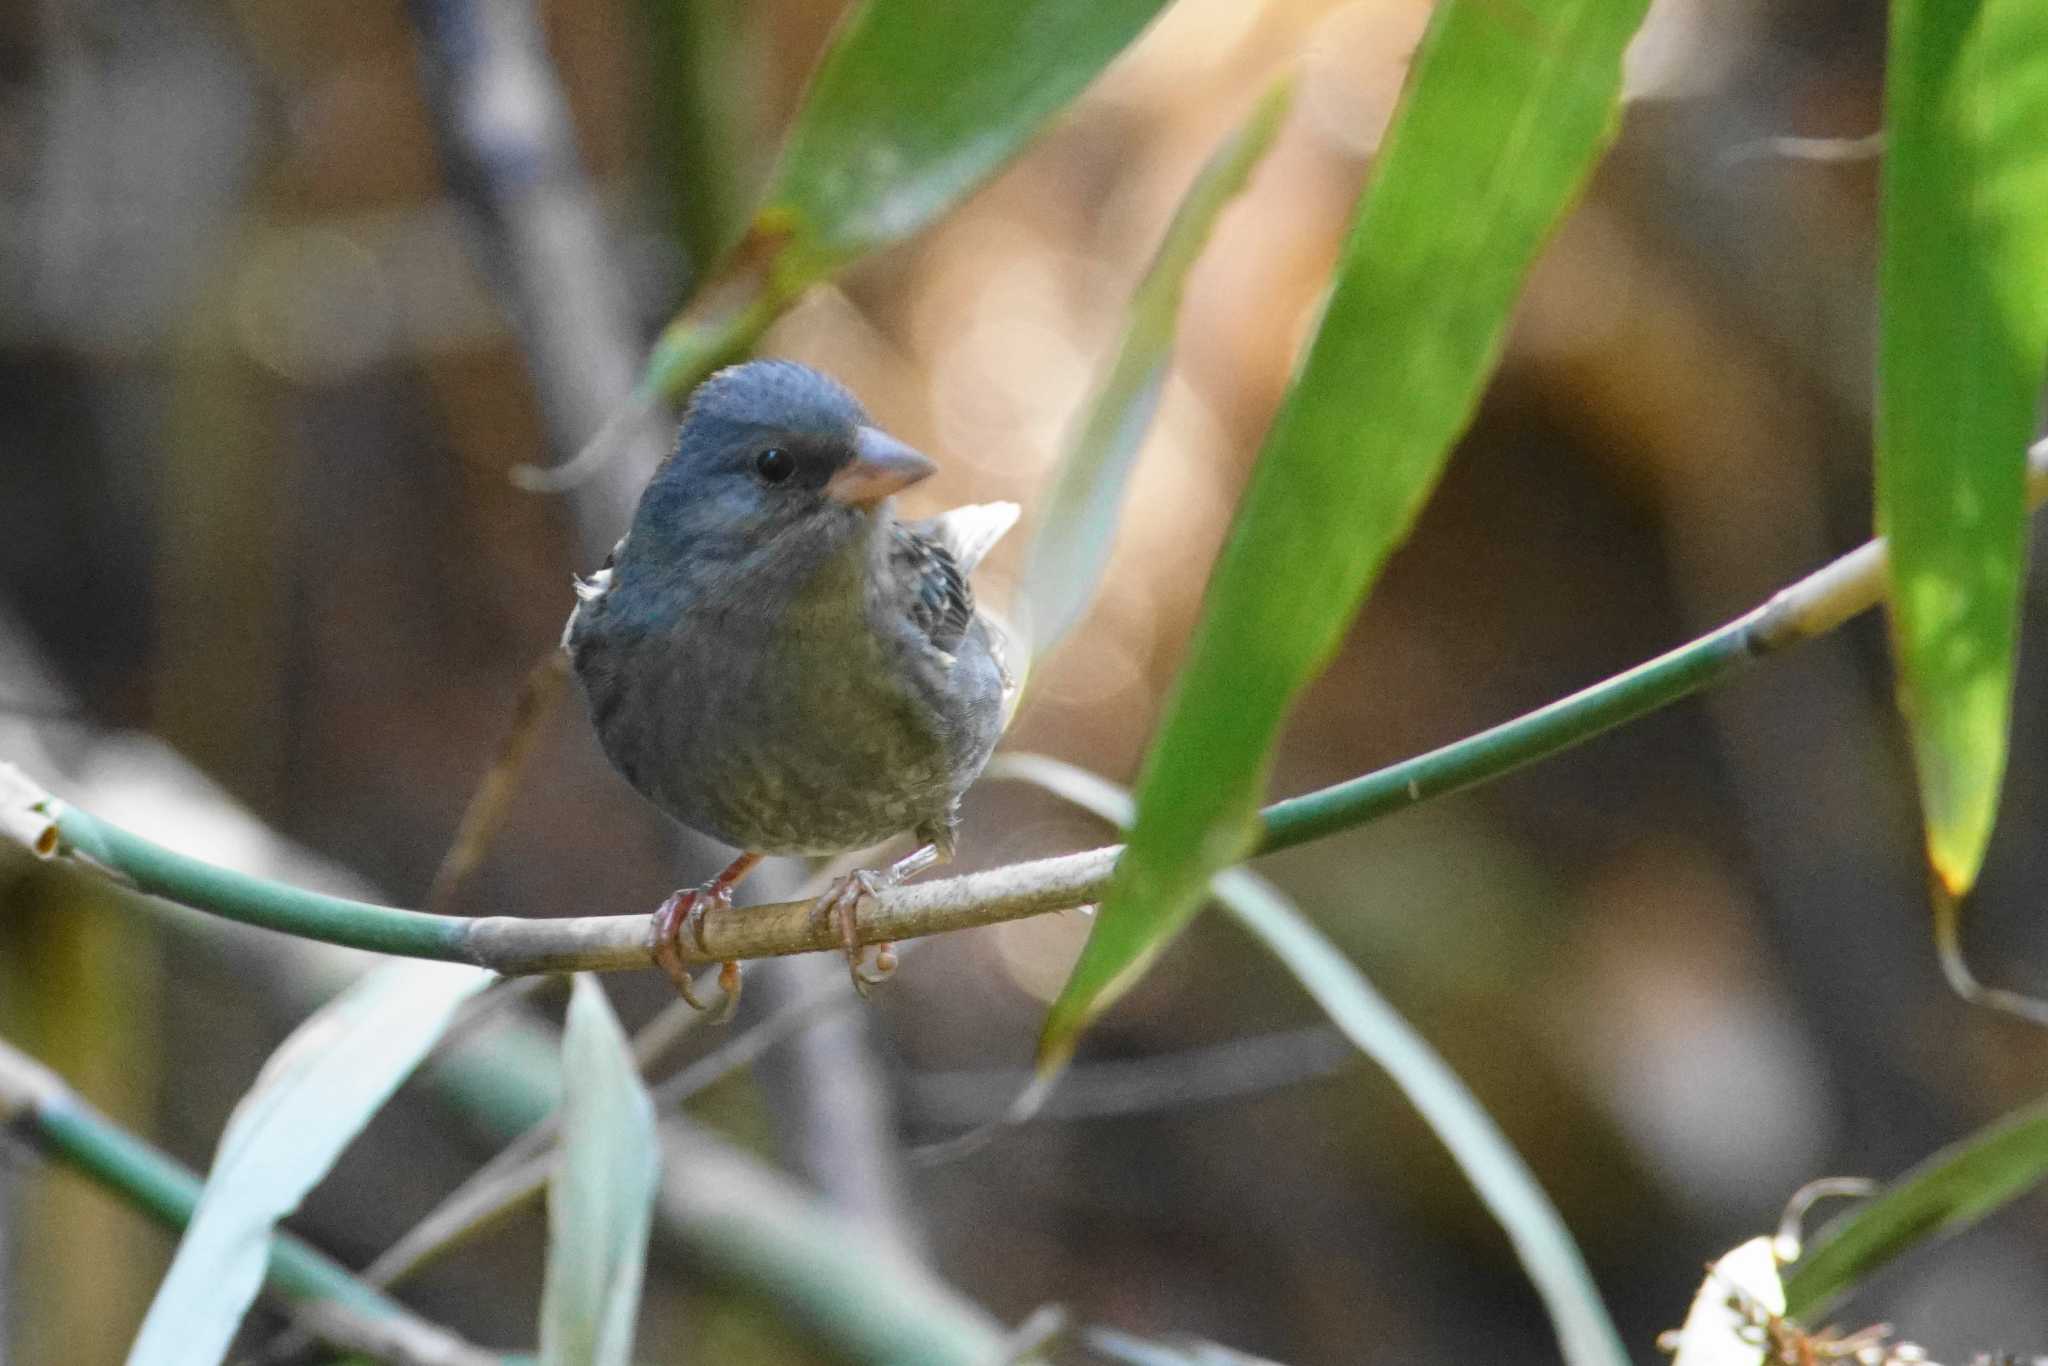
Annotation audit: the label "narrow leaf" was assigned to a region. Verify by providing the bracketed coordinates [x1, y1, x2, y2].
[643, 0, 1173, 398]
[128, 960, 494, 1366]
[540, 975, 658, 1366]
[1039, 0, 1650, 1063]
[999, 756, 1627, 1366]
[1022, 79, 1293, 662]
[1878, 0, 2048, 895]
[758, 0, 1170, 281]
[1783, 1096, 2048, 1316]
[1219, 873, 1626, 1366]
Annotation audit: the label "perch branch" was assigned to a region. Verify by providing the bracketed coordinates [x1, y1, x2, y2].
[8, 441, 2048, 976]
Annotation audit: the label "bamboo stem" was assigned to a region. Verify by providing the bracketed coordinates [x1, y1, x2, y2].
[8, 442, 2046, 979]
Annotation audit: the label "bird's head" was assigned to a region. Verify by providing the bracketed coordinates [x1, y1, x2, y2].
[636, 360, 936, 562]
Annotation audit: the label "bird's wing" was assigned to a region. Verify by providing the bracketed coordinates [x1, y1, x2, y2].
[914, 501, 1020, 575]
[891, 524, 977, 656]
[901, 501, 1019, 655]
[893, 502, 1020, 656]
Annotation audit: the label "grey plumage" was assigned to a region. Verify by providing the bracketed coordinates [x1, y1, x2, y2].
[565, 360, 1015, 864]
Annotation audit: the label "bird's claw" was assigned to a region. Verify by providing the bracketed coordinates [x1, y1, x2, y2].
[649, 882, 741, 1018]
[855, 942, 898, 991]
[649, 888, 704, 1006]
[810, 841, 942, 998]
[812, 870, 897, 998]
[714, 959, 744, 1023]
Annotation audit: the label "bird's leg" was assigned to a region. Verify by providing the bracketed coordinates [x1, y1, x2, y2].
[812, 842, 945, 997]
[649, 851, 762, 1018]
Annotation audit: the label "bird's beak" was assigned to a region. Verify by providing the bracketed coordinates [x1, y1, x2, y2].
[825, 427, 938, 508]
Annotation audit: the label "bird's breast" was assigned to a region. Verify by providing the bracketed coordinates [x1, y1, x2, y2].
[575, 585, 971, 855]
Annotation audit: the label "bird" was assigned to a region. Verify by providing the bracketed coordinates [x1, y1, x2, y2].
[563, 359, 1017, 1013]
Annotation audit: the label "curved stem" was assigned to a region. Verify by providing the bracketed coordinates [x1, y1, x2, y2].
[9, 442, 2046, 978]
[0, 1041, 501, 1366]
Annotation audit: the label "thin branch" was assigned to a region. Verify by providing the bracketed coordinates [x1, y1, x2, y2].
[425, 650, 568, 913]
[404, 0, 665, 559]
[647, 951, 875, 1111]
[904, 1025, 1354, 1127]
[0, 1040, 503, 1366]
[404, 0, 777, 503]
[354, 985, 739, 1293]
[361, 1148, 554, 1296]
[9, 442, 2048, 977]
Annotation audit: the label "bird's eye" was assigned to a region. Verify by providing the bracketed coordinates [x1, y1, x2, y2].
[754, 447, 795, 484]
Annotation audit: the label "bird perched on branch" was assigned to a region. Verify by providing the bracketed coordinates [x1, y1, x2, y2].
[564, 360, 1017, 1012]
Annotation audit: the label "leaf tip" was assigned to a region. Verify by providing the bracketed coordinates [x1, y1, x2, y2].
[1928, 843, 1980, 900]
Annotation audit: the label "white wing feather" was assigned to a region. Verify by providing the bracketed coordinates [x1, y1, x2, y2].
[924, 501, 1025, 727]
[927, 501, 1020, 574]
[560, 537, 624, 648]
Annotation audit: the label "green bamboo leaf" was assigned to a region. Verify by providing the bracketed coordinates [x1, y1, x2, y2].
[128, 960, 494, 1366]
[1038, 0, 1650, 1063]
[758, 0, 1170, 281]
[641, 0, 1173, 398]
[997, 756, 1626, 1366]
[1878, 0, 2048, 897]
[1783, 1097, 2048, 1316]
[1022, 79, 1293, 663]
[540, 975, 658, 1366]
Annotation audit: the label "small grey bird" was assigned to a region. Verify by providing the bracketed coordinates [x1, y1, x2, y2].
[564, 360, 1017, 1010]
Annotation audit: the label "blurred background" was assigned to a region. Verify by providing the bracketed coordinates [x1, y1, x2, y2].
[3, 0, 2048, 1361]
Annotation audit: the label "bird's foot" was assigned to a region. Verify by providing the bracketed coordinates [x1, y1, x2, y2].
[814, 870, 895, 998]
[648, 852, 762, 1020]
[650, 885, 731, 1013]
[811, 843, 941, 998]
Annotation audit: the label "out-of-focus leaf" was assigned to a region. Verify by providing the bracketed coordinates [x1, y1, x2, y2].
[643, 0, 765, 277]
[640, 0, 1173, 399]
[1218, 873, 1626, 1366]
[1021, 79, 1292, 661]
[1878, 0, 2048, 896]
[1037, 0, 1649, 1064]
[1086, 1325, 1288, 1366]
[1783, 1097, 2048, 1315]
[1665, 1237, 1781, 1366]
[127, 960, 494, 1366]
[997, 755, 1627, 1366]
[539, 975, 657, 1366]
[756, 0, 1170, 282]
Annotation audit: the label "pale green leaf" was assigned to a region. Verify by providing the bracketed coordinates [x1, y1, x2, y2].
[128, 960, 494, 1366]
[539, 975, 658, 1366]
[996, 755, 1626, 1366]
[1022, 79, 1293, 661]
